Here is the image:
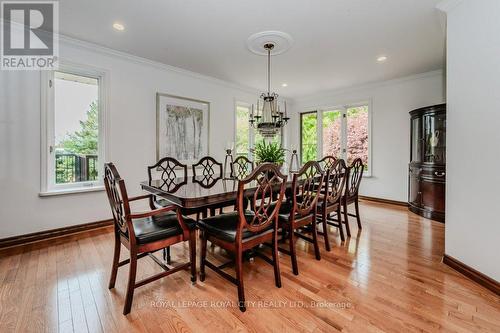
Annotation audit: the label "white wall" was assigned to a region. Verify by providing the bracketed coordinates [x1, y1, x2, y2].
[444, 0, 500, 281]
[289, 71, 445, 202]
[0, 38, 261, 238]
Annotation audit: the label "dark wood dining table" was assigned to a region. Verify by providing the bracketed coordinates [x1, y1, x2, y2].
[140, 174, 296, 210]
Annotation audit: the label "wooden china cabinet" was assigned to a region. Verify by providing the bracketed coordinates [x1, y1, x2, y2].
[408, 104, 446, 222]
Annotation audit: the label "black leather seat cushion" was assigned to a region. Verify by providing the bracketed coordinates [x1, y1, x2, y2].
[131, 211, 196, 244]
[197, 211, 273, 242]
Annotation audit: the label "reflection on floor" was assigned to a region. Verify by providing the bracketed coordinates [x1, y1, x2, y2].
[0, 201, 499, 332]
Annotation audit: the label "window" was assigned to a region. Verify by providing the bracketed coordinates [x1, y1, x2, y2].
[300, 112, 317, 164]
[41, 66, 107, 194]
[235, 103, 250, 157]
[235, 102, 283, 158]
[300, 103, 370, 175]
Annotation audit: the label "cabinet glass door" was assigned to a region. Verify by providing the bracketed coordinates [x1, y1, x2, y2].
[423, 114, 446, 164]
[411, 117, 422, 162]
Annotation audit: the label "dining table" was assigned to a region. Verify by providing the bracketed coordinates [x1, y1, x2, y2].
[140, 173, 295, 211]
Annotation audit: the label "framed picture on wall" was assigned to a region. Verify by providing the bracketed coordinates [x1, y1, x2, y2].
[156, 93, 210, 164]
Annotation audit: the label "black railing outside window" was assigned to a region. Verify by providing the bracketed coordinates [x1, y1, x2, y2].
[55, 153, 98, 184]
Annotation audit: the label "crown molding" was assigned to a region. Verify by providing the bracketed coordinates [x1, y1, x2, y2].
[294, 69, 444, 103]
[57, 34, 261, 96]
[436, 0, 464, 13]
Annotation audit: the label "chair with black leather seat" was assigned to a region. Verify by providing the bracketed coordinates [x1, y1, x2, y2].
[230, 155, 254, 180]
[147, 157, 204, 263]
[342, 158, 365, 236]
[316, 159, 347, 249]
[277, 161, 324, 275]
[198, 163, 287, 312]
[104, 163, 197, 315]
[192, 156, 231, 215]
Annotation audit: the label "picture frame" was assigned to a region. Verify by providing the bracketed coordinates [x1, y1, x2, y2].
[156, 93, 210, 164]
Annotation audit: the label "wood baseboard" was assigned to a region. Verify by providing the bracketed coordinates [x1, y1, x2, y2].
[359, 195, 408, 207]
[0, 219, 113, 249]
[443, 254, 500, 296]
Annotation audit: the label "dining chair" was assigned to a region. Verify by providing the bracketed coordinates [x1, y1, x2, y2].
[147, 157, 188, 208]
[230, 155, 254, 180]
[192, 156, 228, 215]
[277, 161, 324, 275]
[104, 163, 197, 315]
[316, 159, 347, 249]
[192, 156, 223, 181]
[318, 155, 337, 172]
[147, 157, 202, 264]
[197, 163, 287, 312]
[342, 158, 365, 236]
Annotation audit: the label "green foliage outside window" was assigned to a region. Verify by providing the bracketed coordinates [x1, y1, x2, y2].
[56, 101, 99, 183]
[301, 113, 317, 163]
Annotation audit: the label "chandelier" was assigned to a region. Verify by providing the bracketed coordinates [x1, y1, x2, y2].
[249, 43, 289, 138]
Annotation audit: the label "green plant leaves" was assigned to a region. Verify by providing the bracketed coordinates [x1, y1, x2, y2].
[254, 141, 285, 164]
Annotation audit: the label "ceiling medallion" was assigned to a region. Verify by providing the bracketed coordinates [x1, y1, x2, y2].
[246, 31, 294, 56]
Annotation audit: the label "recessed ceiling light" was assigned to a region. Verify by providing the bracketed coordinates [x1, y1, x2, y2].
[281, 83, 288, 87]
[377, 55, 388, 62]
[113, 22, 125, 31]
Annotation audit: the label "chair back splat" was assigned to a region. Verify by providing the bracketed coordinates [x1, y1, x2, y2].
[237, 162, 287, 233]
[318, 155, 337, 172]
[292, 161, 324, 218]
[324, 159, 347, 205]
[231, 156, 254, 180]
[104, 163, 131, 234]
[346, 158, 364, 198]
[147, 157, 188, 193]
[192, 156, 223, 188]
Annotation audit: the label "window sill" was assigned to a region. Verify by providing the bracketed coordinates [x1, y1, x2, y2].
[39, 185, 105, 197]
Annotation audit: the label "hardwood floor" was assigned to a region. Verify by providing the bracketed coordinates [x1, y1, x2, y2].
[1, 201, 499, 332]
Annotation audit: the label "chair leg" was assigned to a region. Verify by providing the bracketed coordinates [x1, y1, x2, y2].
[235, 247, 246, 312]
[311, 213, 321, 261]
[202, 209, 207, 219]
[210, 208, 216, 216]
[272, 229, 282, 288]
[337, 207, 345, 242]
[162, 247, 171, 265]
[343, 201, 351, 237]
[189, 231, 197, 283]
[123, 250, 138, 315]
[354, 198, 362, 229]
[108, 232, 121, 289]
[321, 208, 331, 252]
[288, 224, 299, 275]
[199, 231, 207, 281]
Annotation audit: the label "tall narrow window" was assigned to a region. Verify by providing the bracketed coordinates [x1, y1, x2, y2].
[300, 112, 318, 164]
[322, 109, 343, 159]
[235, 103, 250, 157]
[300, 103, 370, 175]
[346, 105, 369, 168]
[42, 67, 107, 194]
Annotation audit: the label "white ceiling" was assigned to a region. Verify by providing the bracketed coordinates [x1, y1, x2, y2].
[58, 0, 445, 98]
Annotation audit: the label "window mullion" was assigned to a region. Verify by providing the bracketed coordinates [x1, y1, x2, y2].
[341, 107, 348, 161]
[316, 110, 322, 160]
[47, 71, 56, 190]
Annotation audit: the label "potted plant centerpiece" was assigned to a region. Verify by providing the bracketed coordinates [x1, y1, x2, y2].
[253, 141, 285, 167]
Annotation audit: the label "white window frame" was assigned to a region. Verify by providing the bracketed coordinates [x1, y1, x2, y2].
[40, 63, 109, 196]
[300, 100, 372, 177]
[234, 100, 284, 160]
